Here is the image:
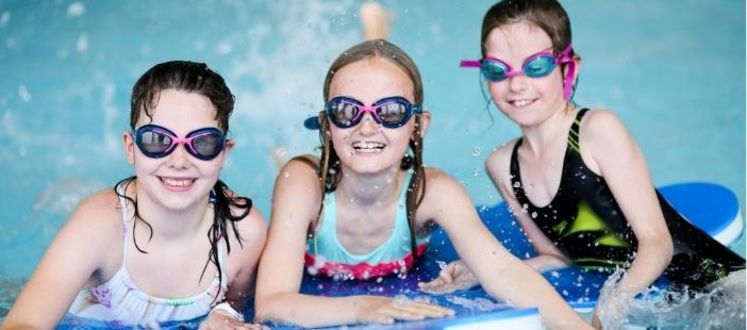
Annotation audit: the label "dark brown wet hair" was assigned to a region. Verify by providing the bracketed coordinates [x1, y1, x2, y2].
[116, 60, 251, 300]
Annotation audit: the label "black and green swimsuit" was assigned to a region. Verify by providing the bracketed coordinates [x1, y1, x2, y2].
[509, 108, 744, 288]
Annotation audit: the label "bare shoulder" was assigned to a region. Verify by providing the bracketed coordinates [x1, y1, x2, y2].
[580, 109, 630, 140]
[276, 154, 322, 190]
[485, 138, 520, 197]
[485, 138, 519, 175]
[423, 167, 461, 189]
[67, 188, 124, 239]
[421, 167, 470, 204]
[580, 109, 637, 151]
[55, 188, 124, 267]
[216, 185, 266, 249]
[271, 154, 324, 214]
[228, 201, 267, 248]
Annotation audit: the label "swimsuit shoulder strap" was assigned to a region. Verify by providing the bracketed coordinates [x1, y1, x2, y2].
[508, 138, 531, 207]
[567, 108, 590, 154]
[115, 182, 131, 262]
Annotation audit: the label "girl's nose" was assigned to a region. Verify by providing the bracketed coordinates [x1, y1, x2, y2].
[166, 144, 192, 168]
[357, 112, 380, 135]
[507, 74, 529, 93]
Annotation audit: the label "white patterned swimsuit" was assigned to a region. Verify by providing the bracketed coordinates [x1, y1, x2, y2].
[65, 190, 228, 326]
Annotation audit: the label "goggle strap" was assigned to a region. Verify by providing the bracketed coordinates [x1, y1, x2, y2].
[558, 44, 575, 100]
[460, 60, 481, 68]
[563, 61, 576, 100]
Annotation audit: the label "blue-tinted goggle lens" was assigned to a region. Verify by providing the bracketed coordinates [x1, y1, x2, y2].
[481, 54, 557, 82]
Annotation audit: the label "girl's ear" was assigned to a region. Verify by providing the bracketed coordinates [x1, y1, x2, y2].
[414, 111, 431, 139]
[223, 139, 235, 156]
[123, 131, 135, 164]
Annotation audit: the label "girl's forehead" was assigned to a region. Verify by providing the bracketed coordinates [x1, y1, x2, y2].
[329, 57, 415, 103]
[484, 21, 552, 59]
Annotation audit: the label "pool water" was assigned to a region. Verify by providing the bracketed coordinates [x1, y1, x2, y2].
[0, 0, 744, 326]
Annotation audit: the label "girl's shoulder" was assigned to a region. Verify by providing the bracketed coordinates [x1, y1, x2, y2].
[225, 190, 267, 242]
[69, 188, 126, 233]
[279, 154, 322, 184]
[485, 138, 521, 175]
[578, 108, 634, 151]
[273, 154, 325, 202]
[579, 108, 627, 137]
[58, 188, 126, 266]
[218, 188, 267, 275]
[422, 167, 468, 197]
[423, 166, 452, 184]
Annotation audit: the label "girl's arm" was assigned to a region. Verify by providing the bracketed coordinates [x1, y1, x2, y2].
[253, 158, 452, 328]
[420, 168, 590, 329]
[2, 191, 121, 329]
[418, 143, 569, 294]
[582, 110, 673, 295]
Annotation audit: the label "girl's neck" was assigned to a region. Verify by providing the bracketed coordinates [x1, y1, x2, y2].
[336, 166, 403, 207]
[520, 102, 575, 156]
[131, 184, 212, 240]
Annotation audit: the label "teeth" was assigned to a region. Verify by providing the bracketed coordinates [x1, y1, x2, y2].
[161, 178, 195, 186]
[512, 99, 534, 107]
[352, 141, 385, 153]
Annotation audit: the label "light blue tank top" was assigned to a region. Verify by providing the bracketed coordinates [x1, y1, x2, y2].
[305, 171, 429, 279]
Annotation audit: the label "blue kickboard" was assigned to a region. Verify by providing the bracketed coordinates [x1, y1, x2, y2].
[298, 182, 741, 329]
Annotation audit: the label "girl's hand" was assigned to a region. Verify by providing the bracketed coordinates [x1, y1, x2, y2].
[199, 309, 266, 330]
[592, 287, 635, 329]
[417, 260, 479, 294]
[357, 296, 455, 324]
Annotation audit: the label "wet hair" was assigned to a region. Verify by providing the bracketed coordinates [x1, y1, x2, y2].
[311, 39, 426, 259]
[481, 0, 573, 56]
[115, 60, 251, 298]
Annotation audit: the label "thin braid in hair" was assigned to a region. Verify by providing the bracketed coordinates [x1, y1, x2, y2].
[405, 115, 427, 260]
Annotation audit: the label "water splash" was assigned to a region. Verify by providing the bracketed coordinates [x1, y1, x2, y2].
[445, 295, 508, 313]
[597, 269, 746, 329]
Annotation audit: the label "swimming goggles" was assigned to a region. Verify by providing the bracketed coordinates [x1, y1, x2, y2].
[460, 44, 576, 99]
[132, 124, 226, 161]
[304, 96, 422, 130]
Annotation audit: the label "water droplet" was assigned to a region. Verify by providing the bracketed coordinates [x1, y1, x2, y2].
[471, 146, 481, 157]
